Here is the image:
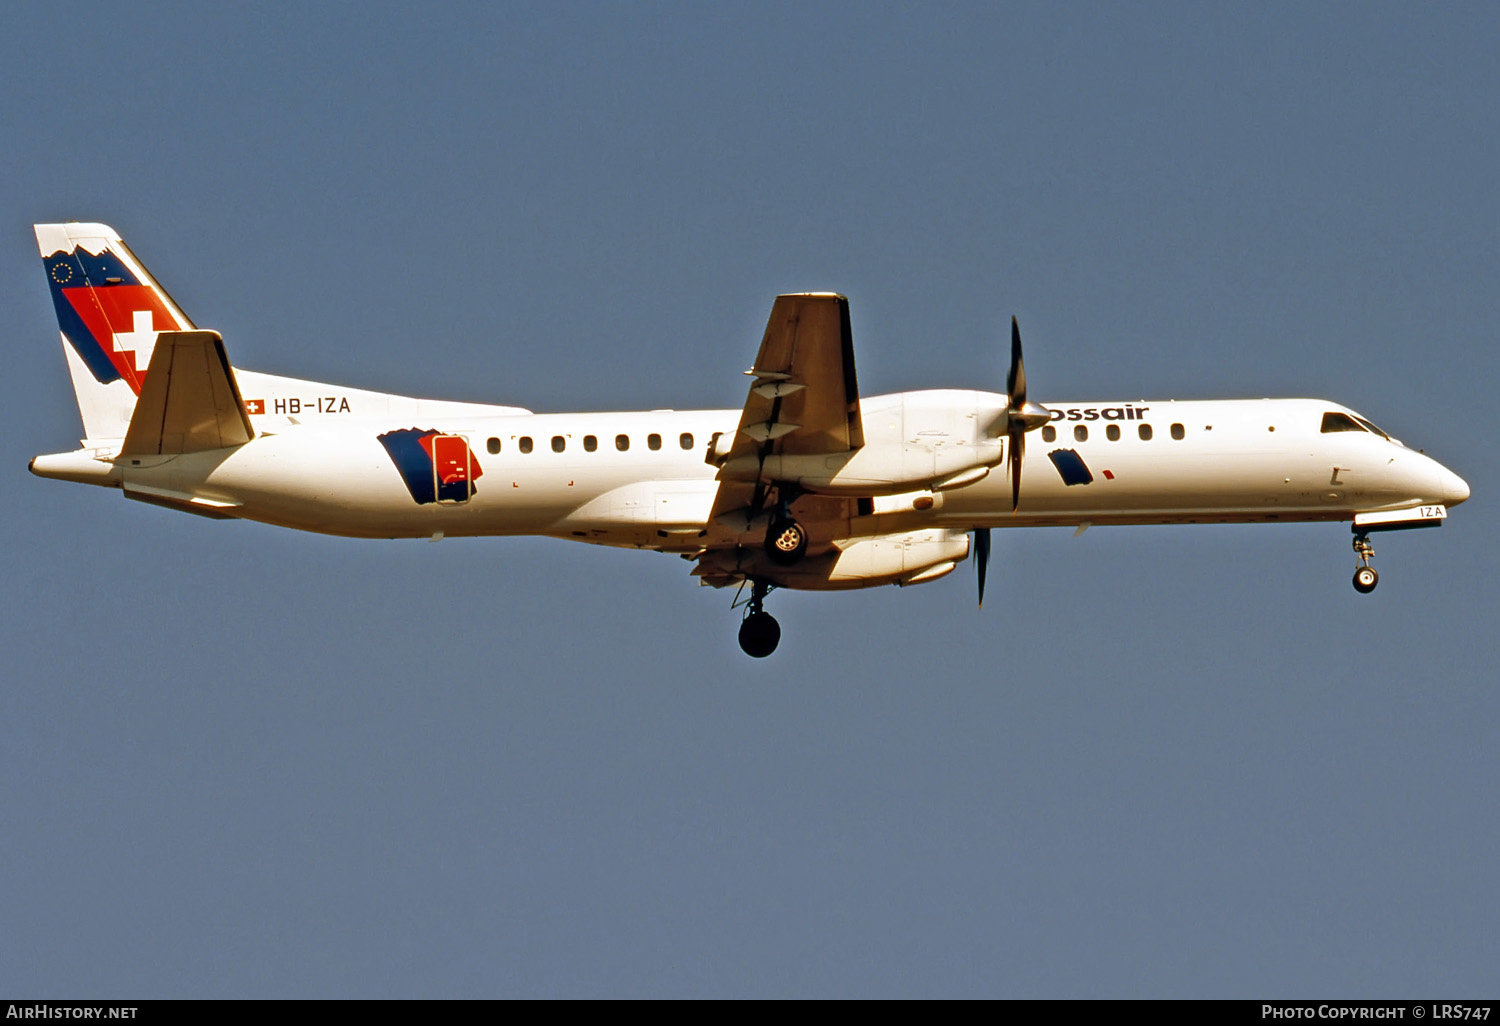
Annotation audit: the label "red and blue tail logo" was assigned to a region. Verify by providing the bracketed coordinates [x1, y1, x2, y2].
[378, 429, 485, 504]
[39, 230, 186, 395]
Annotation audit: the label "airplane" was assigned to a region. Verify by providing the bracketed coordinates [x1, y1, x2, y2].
[28, 222, 1471, 657]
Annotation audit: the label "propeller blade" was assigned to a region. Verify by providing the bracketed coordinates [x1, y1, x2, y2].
[1004, 316, 1048, 512]
[1007, 316, 1026, 409]
[975, 527, 990, 608]
[1009, 424, 1024, 511]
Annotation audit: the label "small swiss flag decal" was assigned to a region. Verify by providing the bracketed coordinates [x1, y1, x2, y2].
[245, 399, 265, 415]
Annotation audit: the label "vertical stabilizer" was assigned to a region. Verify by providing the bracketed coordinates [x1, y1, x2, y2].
[35, 223, 195, 443]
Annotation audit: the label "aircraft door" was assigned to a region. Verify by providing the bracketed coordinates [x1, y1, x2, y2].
[431, 434, 478, 503]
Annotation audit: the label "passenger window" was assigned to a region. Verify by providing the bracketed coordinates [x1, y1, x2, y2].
[1321, 412, 1364, 434]
[551, 435, 566, 453]
[486, 437, 500, 455]
[648, 433, 662, 451]
[583, 435, 597, 452]
[615, 434, 630, 452]
[1074, 425, 1088, 442]
[519, 436, 533, 454]
[1106, 424, 1120, 441]
[680, 432, 694, 450]
[1170, 423, 1185, 440]
[1042, 425, 1056, 442]
[1138, 423, 1153, 441]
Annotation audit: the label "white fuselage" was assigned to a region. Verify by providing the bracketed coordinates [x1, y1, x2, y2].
[36, 390, 1469, 560]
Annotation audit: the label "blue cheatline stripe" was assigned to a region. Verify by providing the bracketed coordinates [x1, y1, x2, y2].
[1047, 448, 1094, 486]
[377, 428, 439, 504]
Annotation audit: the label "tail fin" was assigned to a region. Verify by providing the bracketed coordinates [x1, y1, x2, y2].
[35, 223, 195, 443]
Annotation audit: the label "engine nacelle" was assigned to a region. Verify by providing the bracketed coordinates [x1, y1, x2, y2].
[691, 527, 972, 591]
[718, 440, 1002, 497]
[870, 489, 945, 514]
[828, 528, 970, 585]
[730, 527, 970, 590]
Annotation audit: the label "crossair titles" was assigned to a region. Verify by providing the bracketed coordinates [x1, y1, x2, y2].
[1050, 405, 1150, 422]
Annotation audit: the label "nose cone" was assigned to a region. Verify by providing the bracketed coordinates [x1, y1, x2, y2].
[1415, 452, 1470, 507]
[1391, 451, 1471, 509]
[1439, 465, 1470, 507]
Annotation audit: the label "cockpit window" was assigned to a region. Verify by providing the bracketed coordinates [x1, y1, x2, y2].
[1320, 412, 1365, 434]
[1352, 416, 1390, 440]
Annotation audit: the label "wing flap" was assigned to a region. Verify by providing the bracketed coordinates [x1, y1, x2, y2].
[120, 331, 256, 455]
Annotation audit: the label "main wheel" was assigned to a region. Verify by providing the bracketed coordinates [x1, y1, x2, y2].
[1352, 566, 1379, 593]
[738, 611, 781, 657]
[764, 517, 808, 566]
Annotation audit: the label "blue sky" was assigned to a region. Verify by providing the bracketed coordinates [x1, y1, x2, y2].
[3, 2, 1496, 997]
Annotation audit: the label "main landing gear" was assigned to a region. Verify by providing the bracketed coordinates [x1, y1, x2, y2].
[738, 486, 799, 655]
[737, 579, 781, 658]
[1352, 532, 1379, 594]
[761, 484, 808, 566]
[763, 516, 808, 565]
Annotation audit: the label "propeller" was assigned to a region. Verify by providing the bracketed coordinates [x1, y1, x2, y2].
[977, 316, 1050, 608]
[1004, 316, 1052, 512]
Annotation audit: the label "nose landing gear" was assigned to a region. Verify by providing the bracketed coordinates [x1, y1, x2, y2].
[737, 579, 781, 657]
[1352, 532, 1379, 593]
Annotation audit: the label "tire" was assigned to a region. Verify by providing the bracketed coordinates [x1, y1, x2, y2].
[763, 518, 808, 566]
[738, 611, 781, 657]
[1352, 566, 1379, 594]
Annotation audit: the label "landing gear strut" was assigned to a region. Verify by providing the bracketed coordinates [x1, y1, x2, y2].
[1352, 532, 1379, 594]
[737, 579, 781, 657]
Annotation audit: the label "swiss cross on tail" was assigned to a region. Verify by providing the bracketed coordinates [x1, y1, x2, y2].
[39, 229, 187, 395]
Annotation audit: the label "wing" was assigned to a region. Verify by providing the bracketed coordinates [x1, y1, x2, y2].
[707, 293, 865, 524]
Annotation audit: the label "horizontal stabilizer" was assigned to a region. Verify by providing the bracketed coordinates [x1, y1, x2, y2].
[121, 331, 255, 455]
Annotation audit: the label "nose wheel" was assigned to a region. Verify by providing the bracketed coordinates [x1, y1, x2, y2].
[1352, 533, 1379, 593]
[736, 579, 781, 657]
